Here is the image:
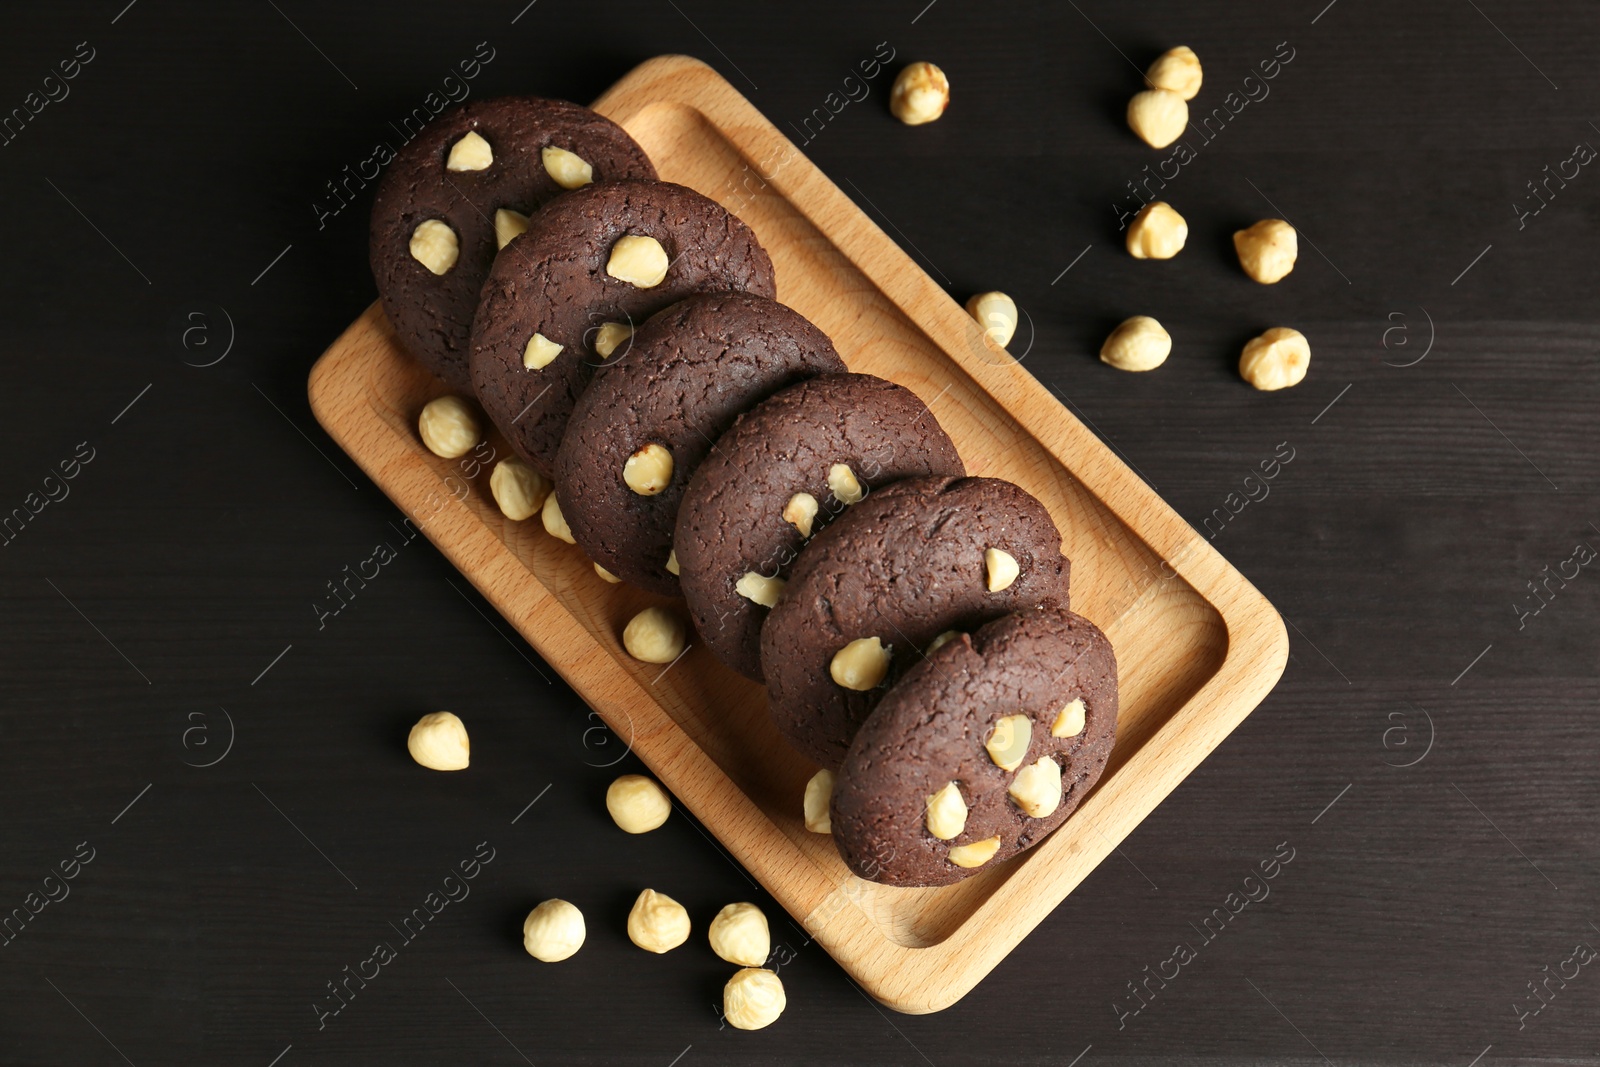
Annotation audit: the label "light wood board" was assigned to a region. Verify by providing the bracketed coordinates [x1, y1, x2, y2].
[307, 54, 1289, 1014]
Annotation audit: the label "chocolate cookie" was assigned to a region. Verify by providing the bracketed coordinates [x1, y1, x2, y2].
[831, 606, 1118, 887]
[470, 180, 777, 474]
[370, 97, 656, 390]
[761, 476, 1071, 769]
[553, 293, 845, 596]
[674, 374, 964, 682]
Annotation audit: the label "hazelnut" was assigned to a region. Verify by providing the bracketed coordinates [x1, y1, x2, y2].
[1126, 88, 1188, 149]
[665, 550, 680, 576]
[489, 457, 551, 521]
[829, 636, 891, 691]
[407, 711, 470, 771]
[541, 491, 576, 544]
[1239, 327, 1310, 391]
[418, 395, 480, 459]
[826, 463, 864, 505]
[984, 714, 1032, 772]
[925, 780, 968, 840]
[523, 899, 585, 962]
[735, 571, 785, 608]
[1008, 757, 1063, 818]
[1233, 219, 1298, 284]
[409, 218, 459, 275]
[803, 769, 835, 834]
[925, 629, 962, 655]
[964, 291, 1018, 348]
[623, 606, 687, 664]
[446, 130, 493, 172]
[627, 888, 691, 953]
[947, 835, 1002, 868]
[494, 207, 529, 250]
[723, 968, 786, 1030]
[523, 332, 563, 370]
[606, 774, 671, 833]
[1100, 316, 1171, 372]
[623, 442, 673, 496]
[541, 145, 593, 190]
[594, 562, 622, 584]
[1146, 46, 1203, 100]
[606, 234, 669, 288]
[890, 61, 949, 125]
[593, 321, 633, 359]
[1051, 697, 1086, 738]
[783, 492, 819, 538]
[708, 902, 770, 967]
[1126, 201, 1188, 260]
[984, 548, 1019, 592]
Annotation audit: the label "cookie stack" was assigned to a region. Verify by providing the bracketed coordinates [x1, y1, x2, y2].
[370, 96, 1119, 888]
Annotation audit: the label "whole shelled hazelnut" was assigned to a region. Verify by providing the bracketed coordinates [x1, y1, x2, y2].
[523, 899, 585, 962]
[1127, 88, 1188, 149]
[606, 774, 671, 834]
[890, 62, 950, 125]
[1146, 46, 1203, 100]
[1234, 219, 1299, 284]
[1100, 316, 1172, 372]
[1239, 327, 1311, 391]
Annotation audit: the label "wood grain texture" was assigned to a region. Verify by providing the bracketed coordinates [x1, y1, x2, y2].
[309, 56, 1288, 1012]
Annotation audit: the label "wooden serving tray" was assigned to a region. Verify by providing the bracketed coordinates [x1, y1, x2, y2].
[308, 55, 1288, 1013]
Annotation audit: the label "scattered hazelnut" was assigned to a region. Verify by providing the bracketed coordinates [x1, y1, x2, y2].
[407, 711, 470, 771]
[593, 321, 633, 359]
[1126, 88, 1188, 149]
[665, 550, 680, 576]
[783, 492, 819, 538]
[409, 219, 459, 275]
[541, 491, 576, 544]
[494, 207, 529, 250]
[627, 888, 691, 953]
[523, 332, 563, 370]
[735, 571, 785, 608]
[418, 395, 480, 459]
[1051, 698, 1086, 738]
[1126, 201, 1188, 260]
[541, 145, 593, 190]
[803, 769, 835, 834]
[623, 443, 673, 496]
[947, 836, 1002, 868]
[925, 780, 968, 840]
[829, 636, 891, 691]
[890, 61, 950, 125]
[964, 291, 1018, 348]
[708, 902, 770, 967]
[1233, 219, 1298, 284]
[606, 774, 671, 833]
[523, 899, 585, 962]
[723, 967, 786, 1030]
[984, 548, 1020, 592]
[925, 630, 962, 655]
[826, 463, 864, 505]
[1100, 316, 1172, 372]
[1146, 45, 1203, 100]
[623, 606, 687, 664]
[489, 457, 551, 521]
[606, 234, 670, 288]
[985, 714, 1032, 772]
[1239, 327, 1310, 391]
[594, 562, 622, 584]
[446, 130, 493, 172]
[1008, 757, 1063, 818]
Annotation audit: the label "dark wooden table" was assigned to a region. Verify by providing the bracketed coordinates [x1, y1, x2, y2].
[2, 1, 1595, 1063]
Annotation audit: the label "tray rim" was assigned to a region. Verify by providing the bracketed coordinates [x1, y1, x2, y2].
[308, 54, 1289, 1014]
